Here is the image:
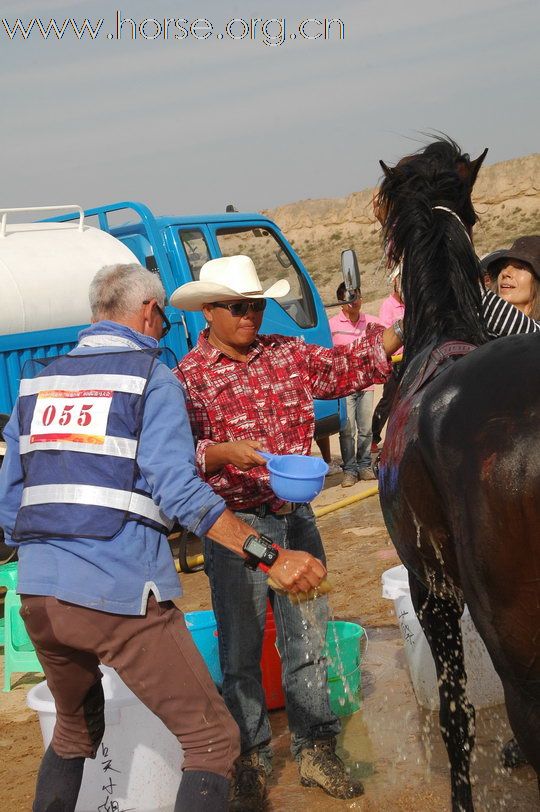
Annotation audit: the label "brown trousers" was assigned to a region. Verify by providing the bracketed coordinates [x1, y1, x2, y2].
[20, 595, 240, 777]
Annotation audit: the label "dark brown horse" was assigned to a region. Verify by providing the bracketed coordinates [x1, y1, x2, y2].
[377, 137, 540, 811]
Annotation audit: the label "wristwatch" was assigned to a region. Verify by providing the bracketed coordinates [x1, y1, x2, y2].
[393, 319, 404, 342]
[242, 534, 280, 572]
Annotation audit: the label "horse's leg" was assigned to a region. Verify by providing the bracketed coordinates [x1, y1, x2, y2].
[498, 675, 540, 774]
[409, 573, 475, 812]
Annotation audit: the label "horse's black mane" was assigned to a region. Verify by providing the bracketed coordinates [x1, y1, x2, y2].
[379, 136, 490, 367]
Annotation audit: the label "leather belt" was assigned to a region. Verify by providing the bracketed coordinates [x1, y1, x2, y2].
[236, 501, 301, 518]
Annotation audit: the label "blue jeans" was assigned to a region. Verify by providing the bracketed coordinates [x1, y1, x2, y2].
[339, 390, 374, 475]
[204, 504, 340, 761]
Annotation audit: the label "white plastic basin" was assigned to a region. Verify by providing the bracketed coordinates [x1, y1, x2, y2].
[382, 565, 504, 710]
[27, 665, 183, 812]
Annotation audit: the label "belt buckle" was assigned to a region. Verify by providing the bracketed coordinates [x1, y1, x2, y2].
[274, 501, 293, 516]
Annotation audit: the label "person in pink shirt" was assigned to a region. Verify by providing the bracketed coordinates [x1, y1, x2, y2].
[378, 267, 405, 329]
[371, 267, 405, 450]
[329, 283, 384, 486]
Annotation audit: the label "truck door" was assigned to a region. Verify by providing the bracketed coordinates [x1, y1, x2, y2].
[164, 225, 216, 350]
[113, 230, 191, 363]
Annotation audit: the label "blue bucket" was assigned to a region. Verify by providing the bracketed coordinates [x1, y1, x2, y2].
[260, 452, 328, 502]
[185, 610, 223, 687]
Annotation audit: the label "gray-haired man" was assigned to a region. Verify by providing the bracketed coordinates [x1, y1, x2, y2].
[0, 263, 326, 812]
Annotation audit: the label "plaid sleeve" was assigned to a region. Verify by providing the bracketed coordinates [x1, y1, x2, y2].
[299, 323, 392, 398]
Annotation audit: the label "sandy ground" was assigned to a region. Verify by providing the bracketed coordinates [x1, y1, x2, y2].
[0, 435, 538, 811]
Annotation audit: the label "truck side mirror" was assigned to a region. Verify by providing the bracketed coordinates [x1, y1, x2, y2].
[341, 249, 361, 296]
[274, 248, 291, 269]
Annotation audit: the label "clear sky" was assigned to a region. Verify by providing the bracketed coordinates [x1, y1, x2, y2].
[1, 0, 538, 215]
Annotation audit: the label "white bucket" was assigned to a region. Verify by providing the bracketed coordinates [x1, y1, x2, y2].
[381, 565, 505, 710]
[27, 666, 183, 812]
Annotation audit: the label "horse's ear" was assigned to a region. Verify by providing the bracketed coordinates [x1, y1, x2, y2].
[469, 148, 488, 186]
[379, 160, 394, 179]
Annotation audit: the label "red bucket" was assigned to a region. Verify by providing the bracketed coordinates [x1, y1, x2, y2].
[261, 602, 285, 710]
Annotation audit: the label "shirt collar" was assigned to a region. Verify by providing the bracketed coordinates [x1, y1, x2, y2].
[197, 328, 265, 365]
[338, 310, 364, 327]
[77, 320, 159, 350]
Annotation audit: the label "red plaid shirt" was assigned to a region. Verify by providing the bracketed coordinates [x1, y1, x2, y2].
[175, 325, 390, 510]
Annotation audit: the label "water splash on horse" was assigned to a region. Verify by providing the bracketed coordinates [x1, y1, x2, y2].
[376, 136, 540, 811]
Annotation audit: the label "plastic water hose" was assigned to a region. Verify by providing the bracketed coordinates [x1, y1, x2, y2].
[175, 553, 204, 573]
[313, 485, 379, 519]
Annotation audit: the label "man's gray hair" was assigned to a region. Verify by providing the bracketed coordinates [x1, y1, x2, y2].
[89, 264, 166, 320]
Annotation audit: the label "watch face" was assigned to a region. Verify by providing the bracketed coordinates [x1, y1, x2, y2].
[246, 537, 269, 558]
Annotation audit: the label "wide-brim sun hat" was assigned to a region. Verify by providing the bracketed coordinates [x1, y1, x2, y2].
[480, 250, 507, 280]
[482, 236, 540, 281]
[170, 255, 291, 311]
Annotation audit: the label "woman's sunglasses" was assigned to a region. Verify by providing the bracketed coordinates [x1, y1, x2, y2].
[143, 300, 171, 337]
[211, 300, 267, 317]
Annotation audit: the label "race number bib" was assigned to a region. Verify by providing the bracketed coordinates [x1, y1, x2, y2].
[29, 389, 113, 446]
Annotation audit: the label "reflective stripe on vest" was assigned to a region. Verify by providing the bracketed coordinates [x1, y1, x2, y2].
[20, 484, 173, 530]
[19, 373, 147, 397]
[19, 434, 137, 459]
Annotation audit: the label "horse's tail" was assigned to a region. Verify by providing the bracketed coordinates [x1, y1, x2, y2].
[379, 139, 490, 367]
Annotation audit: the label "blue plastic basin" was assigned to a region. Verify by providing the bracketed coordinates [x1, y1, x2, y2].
[260, 452, 328, 502]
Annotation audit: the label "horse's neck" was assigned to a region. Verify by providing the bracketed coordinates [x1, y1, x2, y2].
[399, 343, 436, 394]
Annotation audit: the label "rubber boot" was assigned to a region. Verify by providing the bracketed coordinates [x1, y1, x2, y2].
[174, 769, 229, 811]
[33, 745, 85, 812]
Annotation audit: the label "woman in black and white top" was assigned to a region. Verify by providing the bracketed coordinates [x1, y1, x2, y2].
[482, 235, 540, 336]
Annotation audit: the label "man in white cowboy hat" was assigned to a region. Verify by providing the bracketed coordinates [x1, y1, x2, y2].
[172, 255, 403, 810]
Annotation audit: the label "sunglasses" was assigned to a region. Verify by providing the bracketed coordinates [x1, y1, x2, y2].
[143, 300, 171, 338]
[211, 300, 267, 317]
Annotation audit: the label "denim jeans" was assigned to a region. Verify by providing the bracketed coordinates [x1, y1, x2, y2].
[204, 504, 340, 761]
[339, 390, 374, 475]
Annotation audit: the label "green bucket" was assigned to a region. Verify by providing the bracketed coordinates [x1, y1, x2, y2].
[325, 621, 365, 717]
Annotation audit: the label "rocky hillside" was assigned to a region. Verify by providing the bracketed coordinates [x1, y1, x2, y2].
[263, 153, 540, 304]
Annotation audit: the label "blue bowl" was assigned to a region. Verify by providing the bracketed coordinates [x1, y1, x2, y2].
[260, 452, 329, 502]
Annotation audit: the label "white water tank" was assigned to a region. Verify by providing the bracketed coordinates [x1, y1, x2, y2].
[0, 210, 138, 335]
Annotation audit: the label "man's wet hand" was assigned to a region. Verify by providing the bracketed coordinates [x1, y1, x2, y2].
[267, 550, 326, 594]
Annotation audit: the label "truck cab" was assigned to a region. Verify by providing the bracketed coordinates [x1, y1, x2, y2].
[50, 201, 342, 438]
[0, 202, 351, 563]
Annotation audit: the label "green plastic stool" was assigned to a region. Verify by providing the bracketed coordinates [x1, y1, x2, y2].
[0, 562, 19, 647]
[0, 561, 18, 590]
[3, 589, 43, 691]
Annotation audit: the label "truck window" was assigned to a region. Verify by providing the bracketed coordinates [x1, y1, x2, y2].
[179, 230, 211, 279]
[215, 227, 315, 328]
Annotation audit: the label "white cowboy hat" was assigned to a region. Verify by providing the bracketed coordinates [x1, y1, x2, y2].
[170, 255, 290, 312]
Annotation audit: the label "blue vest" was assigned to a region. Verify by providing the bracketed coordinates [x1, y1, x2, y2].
[13, 350, 173, 541]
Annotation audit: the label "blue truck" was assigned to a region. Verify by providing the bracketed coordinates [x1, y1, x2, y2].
[0, 202, 358, 562]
